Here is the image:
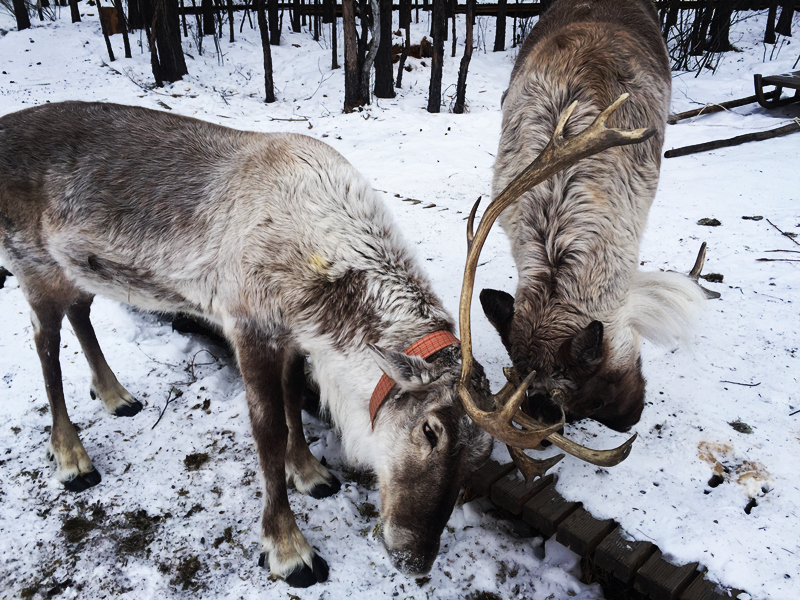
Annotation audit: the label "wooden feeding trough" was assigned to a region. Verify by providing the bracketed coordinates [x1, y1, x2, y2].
[467, 460, 740, 600]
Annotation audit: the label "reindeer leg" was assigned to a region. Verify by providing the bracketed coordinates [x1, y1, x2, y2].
[283, 352, 341, 499]
[66, 297, 143, 417]
[232, 327, 328, 588]
[31, 301, 101, 492]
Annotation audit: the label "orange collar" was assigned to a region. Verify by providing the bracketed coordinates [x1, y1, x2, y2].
[369, 330, 460, 428]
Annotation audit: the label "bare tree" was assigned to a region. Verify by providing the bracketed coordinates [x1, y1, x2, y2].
[342, 0, 363, 111]
[374, 0, 395, 98]
[360, 0, 380, 102]
[256, 0, 276, 102]
[69, 0, 81, 22]
[427, 0, 446, 112]
[268, 0, 280, 44]
[494, 0, 506, 51]
[11, 0, 31, 30]
[454, 0, 475, 114]
[395, 0, 411, 88]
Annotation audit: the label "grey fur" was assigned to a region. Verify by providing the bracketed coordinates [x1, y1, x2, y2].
[0, 102, 492, 586]
[484, 0, 705, 431]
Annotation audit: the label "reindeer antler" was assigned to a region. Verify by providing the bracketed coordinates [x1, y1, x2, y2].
[459, 94, 655, 479]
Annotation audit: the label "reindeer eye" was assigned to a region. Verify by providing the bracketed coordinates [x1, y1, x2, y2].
[422, 422, 438, 448]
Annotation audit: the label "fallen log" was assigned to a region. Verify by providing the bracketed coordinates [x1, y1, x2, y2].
[664, 119, 800, 158]
[667, 94, 760, 124]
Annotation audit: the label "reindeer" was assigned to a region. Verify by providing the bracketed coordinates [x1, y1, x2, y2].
[0, 99, 653, 586]
[477, 0, 712, 437]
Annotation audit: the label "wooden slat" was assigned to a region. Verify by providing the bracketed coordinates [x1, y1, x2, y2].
[555, 507, 616, 557]
[761, 71, 800, 89]
[491, 473, 554, 515]
[521, 483, 580, 537]
[594, 526, 656, 584]
[468, 460, 516, 498]
[634, 550, 701, 600]
[680, 576, 729, 600]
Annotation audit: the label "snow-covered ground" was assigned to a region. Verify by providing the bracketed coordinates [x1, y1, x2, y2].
[0, 5, 798, 600]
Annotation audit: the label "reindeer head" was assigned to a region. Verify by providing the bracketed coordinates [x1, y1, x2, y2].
[369, 344, 493, 576]
[478, 290, 646, 432]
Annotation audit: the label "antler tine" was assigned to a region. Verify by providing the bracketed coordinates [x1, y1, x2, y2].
[458, 94, 655, 458]
[688, 242, 721, 299]
[507, 446, 564, 482]
[511, 408, 637, 467]
[466, 197, 481, 249]
[689, 241, 708, 279]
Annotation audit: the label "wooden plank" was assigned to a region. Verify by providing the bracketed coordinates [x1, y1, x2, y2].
[680, 576, 729, 600]
[521, 483, 580, 537]
[491, 473, 554, 515]
[634, 550, 701, 600]
[468, 460, 516, 498]
[555, 507, 616, 557]
[594, 526, 656, 584]
[761, 71, 800, 89]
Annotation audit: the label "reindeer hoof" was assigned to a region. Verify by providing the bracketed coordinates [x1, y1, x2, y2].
[285, 554, 329, 588]
[63, 469, 102, 492]
[114, 400, 143, 417]
[259, 553, 329, 587]
[309, 476, 341, 499]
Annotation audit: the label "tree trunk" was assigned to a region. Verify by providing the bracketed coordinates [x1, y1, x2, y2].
[764, 0, 778, 43]
[202, 0, 215, 34]
[453, 0, 474, 114]
[128, 0, 144, 30]
[775, 0, 793, 37]
[12, 0, 31, 30]
[360, 0, 380, 103]
[494, 0, 506, 52]
[69, 0, 81, 22]
[374, 0, 395, 97]
[114, 0, 133, 57]
[427, 0, 446, 113]
[342, 0, 363, 111]
[396, 0, 411, 87]
[268, 0, 280, 44]
[707, 0, 734, 53]
[256, 0, 276, 102]
[227, 0, 235, 41]
[292, 0, 301, 31]
[452, 0, 457, 56]
[152, 0, 189, 83]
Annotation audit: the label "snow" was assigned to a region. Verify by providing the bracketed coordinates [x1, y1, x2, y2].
[0, 6, 798, 600]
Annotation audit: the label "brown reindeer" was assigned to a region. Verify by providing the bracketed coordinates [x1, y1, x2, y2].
[479, 0, 709, 435]
[0, 97, 653, 586]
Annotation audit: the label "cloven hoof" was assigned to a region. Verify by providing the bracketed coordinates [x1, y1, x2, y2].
[259, 553, 329, 588]
[63, 469, 102, 492]
[113, 400, 144, 417]
[309, 476, 342, 499]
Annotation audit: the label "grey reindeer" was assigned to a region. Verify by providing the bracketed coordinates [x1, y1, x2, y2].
[478, 0, 712, 437]
[0, 99, 652, 587]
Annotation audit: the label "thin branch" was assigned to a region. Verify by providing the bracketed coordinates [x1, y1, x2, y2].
[720, 380, 761, 387]
[152, 386, 184, 429]
[766, 218, 800, 247]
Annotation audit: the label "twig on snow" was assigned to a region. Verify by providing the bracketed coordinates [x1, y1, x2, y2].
[720, 380, 761, 387]
[152, 386, 183, 430]
[766, 218, 800, 247]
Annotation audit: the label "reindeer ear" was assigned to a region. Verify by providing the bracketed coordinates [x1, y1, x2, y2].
[568, 320, 604, 365]
[369, 345, 440, 392]
[479, 289, 515, 344]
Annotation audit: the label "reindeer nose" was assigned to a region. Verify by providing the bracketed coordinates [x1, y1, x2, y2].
[380, 521, 438, 576]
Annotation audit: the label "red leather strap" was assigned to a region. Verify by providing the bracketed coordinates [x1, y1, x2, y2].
[369, 330, 460, 427]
